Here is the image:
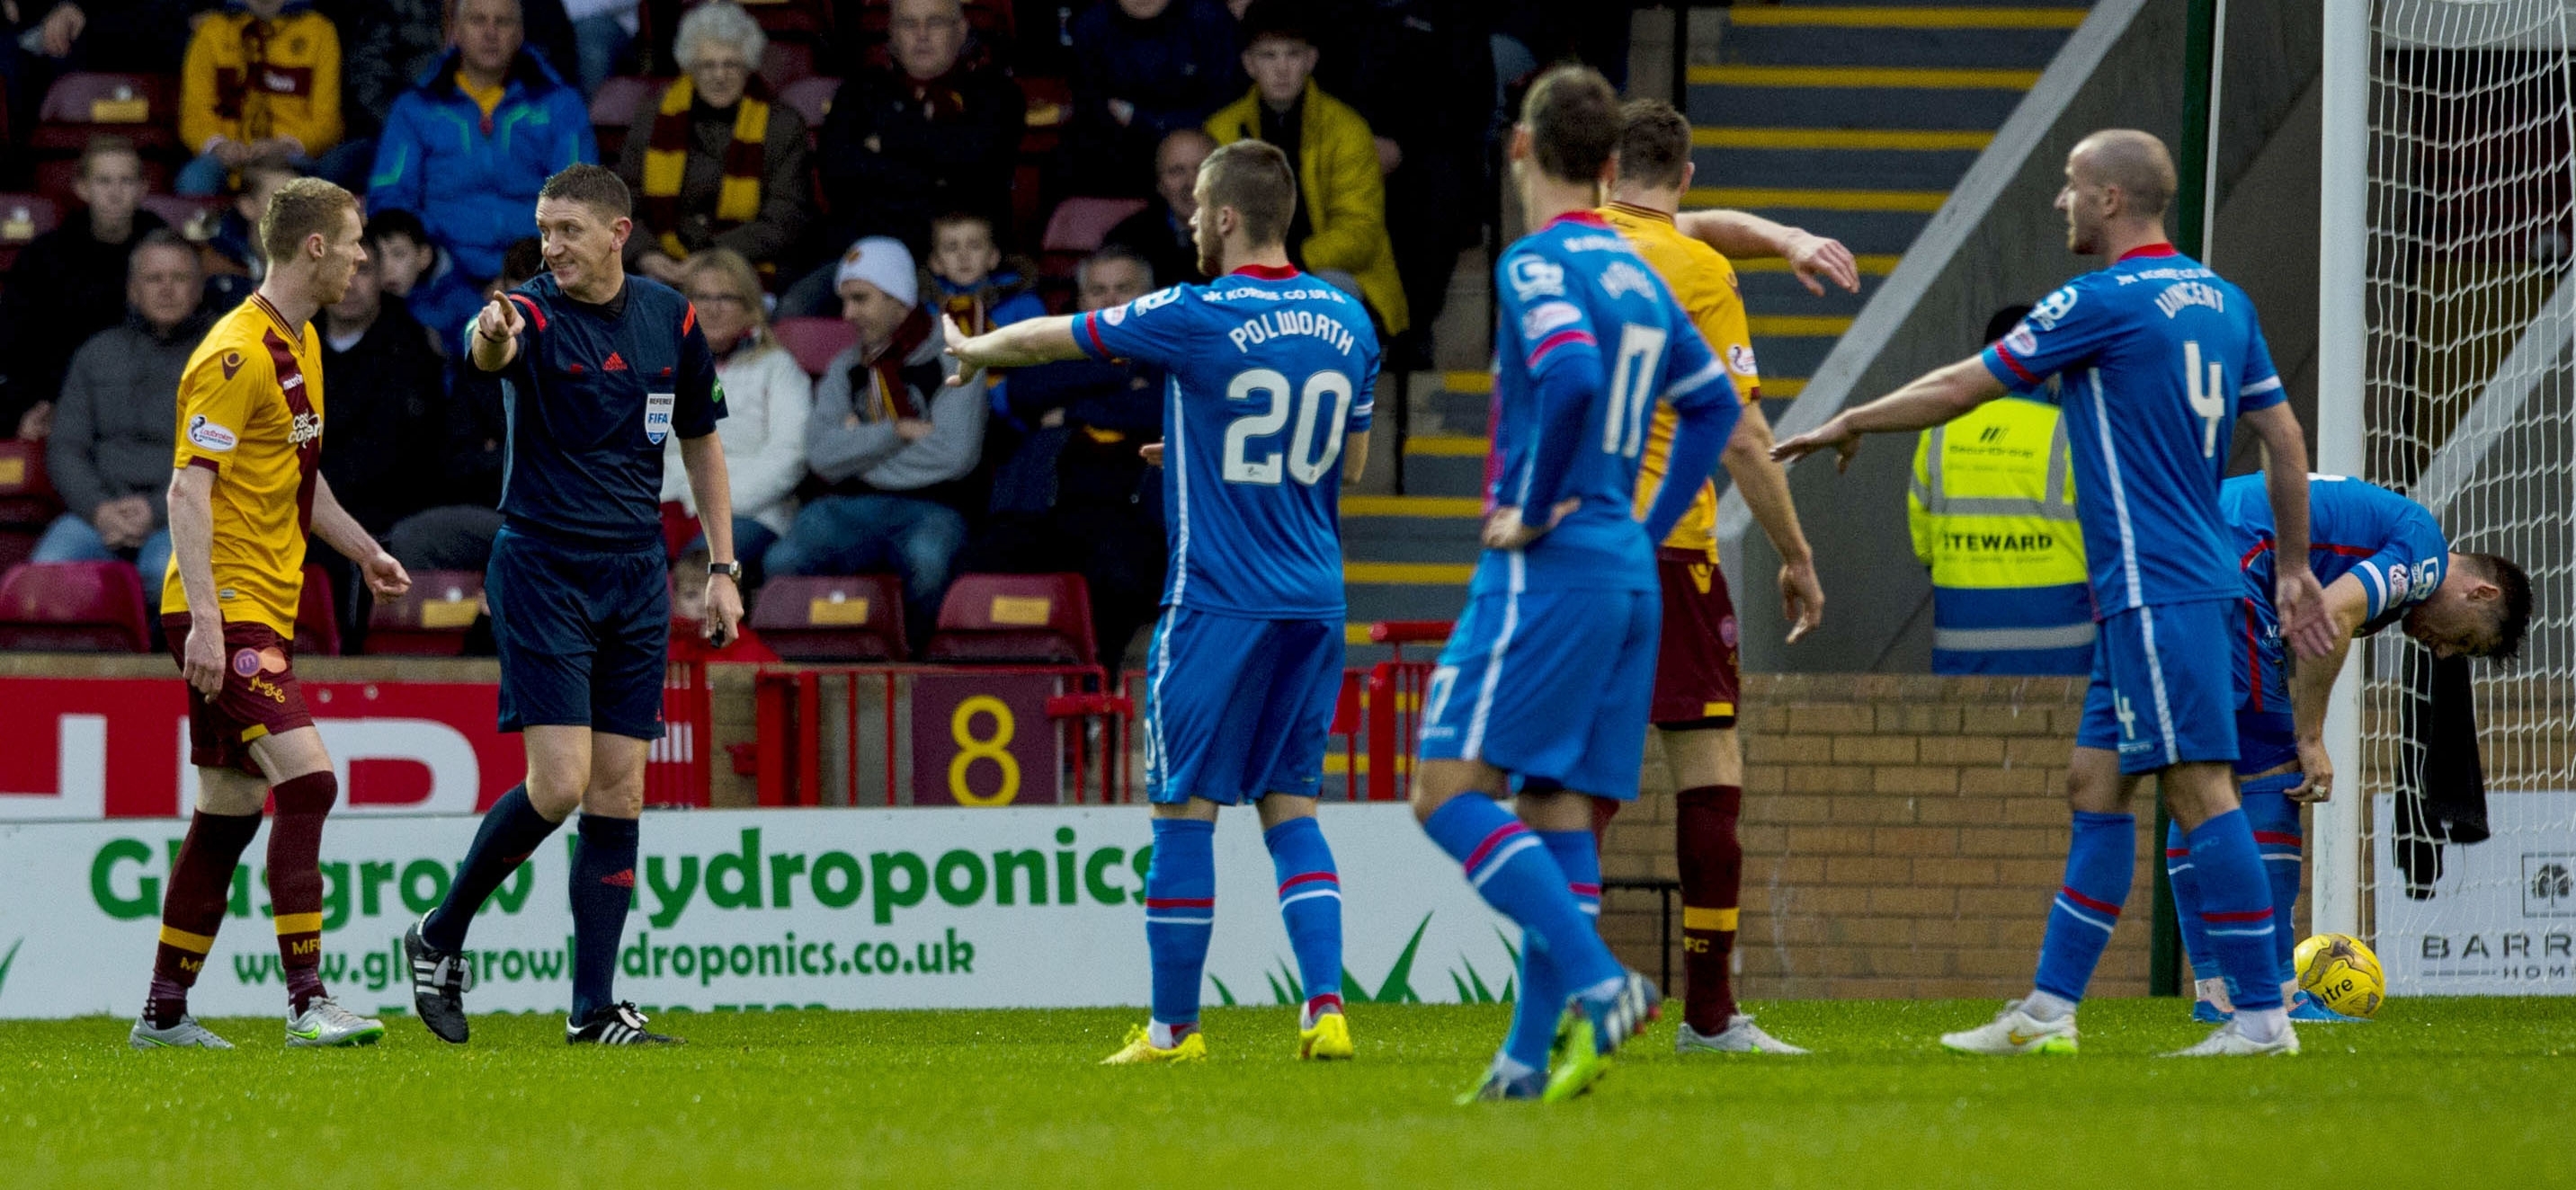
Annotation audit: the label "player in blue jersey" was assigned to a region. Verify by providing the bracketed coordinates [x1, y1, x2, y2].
[944, 139, 1378, 1064]
[2170, 474, 2528, 1023]
[403, 164, 742, 1047]
[1406, 67, 1743, 1104]
[1776, 129, 2339, 1057]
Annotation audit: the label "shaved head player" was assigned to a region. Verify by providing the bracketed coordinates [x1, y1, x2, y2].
[131, 178, 414, 1050]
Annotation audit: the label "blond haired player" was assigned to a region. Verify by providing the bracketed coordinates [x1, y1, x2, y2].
[130, 178, 413, 1049]
[1597, 99, 1829, 1055]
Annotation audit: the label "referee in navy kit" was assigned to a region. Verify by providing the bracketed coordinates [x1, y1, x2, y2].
[402, 164, 742, 1046]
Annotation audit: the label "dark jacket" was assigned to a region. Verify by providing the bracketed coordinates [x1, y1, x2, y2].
[320, 0, 443, 138]
[318, 302, 449, 533]
[1065, 0, 1240, 195]
[815, 52, 1025, 255]
[0, 209, 170, 428]
[1004, 355, 1163, 508]
[366, 48, 596, 280]
[1103, 198, 1199, 290]
[443, 364, 511, 511]
[47, 309, 211, 525]
[615, 91, 813, 269]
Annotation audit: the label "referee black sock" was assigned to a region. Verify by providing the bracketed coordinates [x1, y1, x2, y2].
[423, 785, 560, 954]
[569, 813, 640, 1025]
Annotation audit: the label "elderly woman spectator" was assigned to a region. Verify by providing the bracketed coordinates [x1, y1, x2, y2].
[659, 248, 812, 584]
[615, 2, 811, 285]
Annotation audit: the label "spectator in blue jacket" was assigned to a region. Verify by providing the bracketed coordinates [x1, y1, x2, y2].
[1063, 0, 1242, 196]
[364, 0, 595, 288]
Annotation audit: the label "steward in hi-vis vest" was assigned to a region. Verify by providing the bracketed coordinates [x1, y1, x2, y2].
[1909, 395, 2091, 674]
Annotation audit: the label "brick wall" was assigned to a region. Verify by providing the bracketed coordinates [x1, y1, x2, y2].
[1597, 673, 2166, 1000]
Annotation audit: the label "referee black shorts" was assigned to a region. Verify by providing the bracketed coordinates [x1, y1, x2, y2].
[486, 524, 669, 742]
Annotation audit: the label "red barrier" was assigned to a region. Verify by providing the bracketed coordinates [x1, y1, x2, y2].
[750, 665, 1115, 806]
[644, 654, 712, 807]
[1364, 661, 1437, 803]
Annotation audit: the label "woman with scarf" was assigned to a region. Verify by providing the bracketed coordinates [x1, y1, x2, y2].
[658, 248, 812, 586]
[614, 2, 809, 285]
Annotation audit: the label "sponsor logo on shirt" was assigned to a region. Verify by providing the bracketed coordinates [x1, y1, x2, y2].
[1102, 303, 1127, 326]
[281, 373, 304, 391]
[1728, 343, 1759, 375]
[187, 415, 238, 452]
[288, 412, 322, 447]
[603, 351, 629, 372]
[219, 351, 245, 380]
[232, 648, 261, 678]
[1507, 255, 1564, 301]
[1520, 300, 1582, 341]
[2388, 563, 2411, 601]
[2005, 324, 2039, 356]
[2031, 285, 2080, 330]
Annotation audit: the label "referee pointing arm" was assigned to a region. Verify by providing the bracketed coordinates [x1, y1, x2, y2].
[406, 164, 733, 1046]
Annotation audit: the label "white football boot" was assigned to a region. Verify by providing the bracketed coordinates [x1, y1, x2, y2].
[1939, 999, 2078, 1055]
[1676, 1014, 1810, 1055]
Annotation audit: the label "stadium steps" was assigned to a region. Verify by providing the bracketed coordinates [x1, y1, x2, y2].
[1692, 3, 2089, 402]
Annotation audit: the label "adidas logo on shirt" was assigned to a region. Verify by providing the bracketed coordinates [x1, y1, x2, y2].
[603, 351, 628, 371]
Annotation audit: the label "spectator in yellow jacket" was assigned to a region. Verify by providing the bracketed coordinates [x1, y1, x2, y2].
[1202, 0, 1408, 335]
[176, 0, 343, 196]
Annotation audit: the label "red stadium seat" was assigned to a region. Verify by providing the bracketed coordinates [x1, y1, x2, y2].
[777, 75, 841, 134]
[366, 570, 485, 655]
[296, 564, 342, 656]
[0, 195, 61, 276]
[924, 573, 1095, 666]
[750, 573, 907, 662]
[0, 562, 150, 653]
[1039, 197, 1147, 294]
[0, 440, 62, 531]
[30, 73, 182, 154]
[589, 75, 669, 162]
[771, 316, 856, 377]
[759, 40, 816, 90]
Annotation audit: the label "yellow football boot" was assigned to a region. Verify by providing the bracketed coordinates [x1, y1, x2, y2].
[1101, 1024, 1208, 1064]
[1297, 1010, 1353, 1061]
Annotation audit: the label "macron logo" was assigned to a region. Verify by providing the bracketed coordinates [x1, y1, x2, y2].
[603, 351, 629, 372]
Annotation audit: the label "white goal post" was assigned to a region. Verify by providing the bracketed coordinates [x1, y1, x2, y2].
[2316, 0, 2576, 988]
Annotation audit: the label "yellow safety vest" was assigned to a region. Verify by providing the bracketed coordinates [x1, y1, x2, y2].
[1910, 397, 2093, 667]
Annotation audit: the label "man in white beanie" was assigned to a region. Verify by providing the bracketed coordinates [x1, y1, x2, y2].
[765, 235, 986, 647]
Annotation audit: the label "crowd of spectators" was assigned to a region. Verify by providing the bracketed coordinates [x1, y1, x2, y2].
[0, 0, 1604, 660]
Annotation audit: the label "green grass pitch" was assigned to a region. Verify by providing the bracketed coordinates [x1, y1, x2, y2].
[4, 998, 2572, 1187]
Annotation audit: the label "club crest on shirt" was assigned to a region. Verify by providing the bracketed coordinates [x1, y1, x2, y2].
[187, 415, 237, 452]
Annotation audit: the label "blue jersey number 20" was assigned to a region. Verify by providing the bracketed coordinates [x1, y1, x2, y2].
[1222, 369, 1355, 486]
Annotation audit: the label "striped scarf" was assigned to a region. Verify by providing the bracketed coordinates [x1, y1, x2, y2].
[640, 75, 769, 260]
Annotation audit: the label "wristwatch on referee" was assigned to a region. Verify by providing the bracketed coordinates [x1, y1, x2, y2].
[709, 559, 742, 583]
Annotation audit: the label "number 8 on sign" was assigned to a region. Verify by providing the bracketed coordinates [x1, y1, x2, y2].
[949, 695, 1021, 805]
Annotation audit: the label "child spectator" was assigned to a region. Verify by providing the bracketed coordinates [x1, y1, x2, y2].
[363, 207, 486, 354]
[176, 0, 344, 196]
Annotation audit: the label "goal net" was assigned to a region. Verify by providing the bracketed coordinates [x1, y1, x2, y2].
[2323, 0, 2576, 995]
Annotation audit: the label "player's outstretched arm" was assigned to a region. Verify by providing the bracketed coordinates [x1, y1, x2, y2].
[2246, 403, 2335, 660]
[2284, 574, 2371, 804]
[309, 473, 409, 599]
[1771, 355, 2001, 472]
[1720, 404, 1823, 643]
[679, 432, 742, 645]
[1342, 429, 1370, 487]
[165, 466, 227, 698]
[1673, 209, 1860, 296]
[942, 313, 1083, 377]
[468, 296, 523, 374]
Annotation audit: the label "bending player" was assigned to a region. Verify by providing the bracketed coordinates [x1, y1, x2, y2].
[945, 138, 1377, 1063]
[406, 164, 741, 1046]
[1776, 129, 2338, 1057]
[132, 179, 414, 1049]
[2169, 474, 2528, 1023]
[1599, 99, 1826, 1056]
[1415, 66, 1742, 1103]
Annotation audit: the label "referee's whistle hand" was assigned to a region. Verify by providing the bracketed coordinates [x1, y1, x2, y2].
[475, 297, 522, 343]
[702, 580, 744, 648]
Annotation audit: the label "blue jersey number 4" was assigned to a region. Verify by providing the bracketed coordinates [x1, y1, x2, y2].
[1223, 368, 1356, 486]
[2183, 340, 2225, 458]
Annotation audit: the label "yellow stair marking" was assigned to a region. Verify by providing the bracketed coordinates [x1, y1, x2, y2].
[1693, 127, 1995, 151]
[1728, 5, 2087, 29]
[1687, 186, 1949, 213]
[1764, 377, 1806, 398]
[1341, 495, 1484, 518]
[1440, 369, 1493, 394]
[1749, 315, 1853, 337]
[1734, 253, 1903, 276]
[1404, 435, 1490, 457]
[1346, 562, 1474, 585]
[1689, 65, 2044, 89]
[1345, 623, 1452, 646]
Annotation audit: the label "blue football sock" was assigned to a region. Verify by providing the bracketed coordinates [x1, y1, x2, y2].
[1421, 795, 1622, 996]
[1144, 818, 1217, 1033]
[2186, 808, 2284, 1011]
[2165, 818, 2223, 982]
[1261, 815, 1342, 1011]
[2242, 787, 2305, 987]
[568, 813, 639, 1025]
[423, 785, 561, 953]
[1502, 830, 1601, 1071]
[2032, 811, 2135, 1004]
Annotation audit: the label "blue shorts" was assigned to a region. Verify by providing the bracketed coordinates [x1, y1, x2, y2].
[2077, 599, 2239, 775]
[1142, 608, 1342, 805]
[486, 525, 669, 741]
[1417, 578, 1660, 800]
